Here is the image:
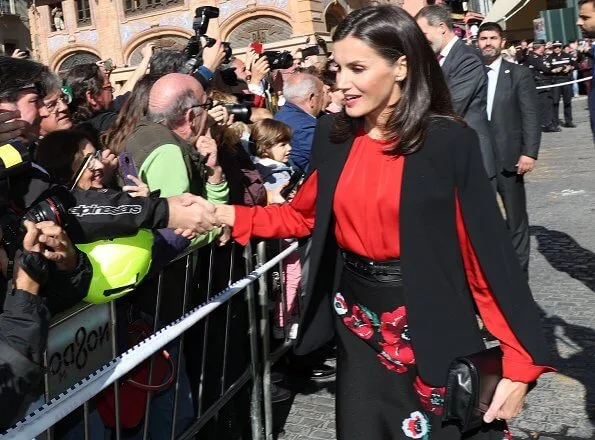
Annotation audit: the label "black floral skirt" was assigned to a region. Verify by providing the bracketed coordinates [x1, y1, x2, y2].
[332, 265, 512, 440]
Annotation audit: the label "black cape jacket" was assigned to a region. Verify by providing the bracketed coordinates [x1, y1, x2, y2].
[293, 115, 550, 386]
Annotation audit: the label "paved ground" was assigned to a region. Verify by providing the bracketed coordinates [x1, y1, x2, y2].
[274, 100, 595, 440]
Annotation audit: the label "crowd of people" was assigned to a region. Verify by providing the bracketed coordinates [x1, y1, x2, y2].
[0, 1, 571, 438]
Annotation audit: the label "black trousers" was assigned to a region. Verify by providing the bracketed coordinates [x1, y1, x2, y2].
[537, 87, 554, 129]
[496, 169, 529, 276]
[552, 81, 573, 126]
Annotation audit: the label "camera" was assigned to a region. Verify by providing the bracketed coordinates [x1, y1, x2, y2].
[1, 186, 71, 259]
[263, 51, 294, 70]
[223, 103, 251, 123]
[0, 140, 72, 259]
[180, 7, 232, 75]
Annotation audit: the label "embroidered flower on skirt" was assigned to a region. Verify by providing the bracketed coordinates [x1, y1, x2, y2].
[333, 292, 348, 316]
[413, 376, 445, 415]
[401, 411, 430, 439]
[342, 304, 375, 339]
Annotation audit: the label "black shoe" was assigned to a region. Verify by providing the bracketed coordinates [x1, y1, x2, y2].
[310, 364, 336, 379]
[542, 126, 561, 133]
[271, 384, 292, 403]
[563, 122, 576, 128]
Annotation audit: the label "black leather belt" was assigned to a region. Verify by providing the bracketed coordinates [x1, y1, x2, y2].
[341, 249, 402, 283]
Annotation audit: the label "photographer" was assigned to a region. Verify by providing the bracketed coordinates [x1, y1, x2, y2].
[0, 219, 91, 430]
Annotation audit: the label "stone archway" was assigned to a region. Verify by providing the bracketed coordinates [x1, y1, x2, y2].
[324, 2, 348, 34]
[127, 35, 190, 66]
[226, 15, 293, 47]
[57, 51, 101, 74]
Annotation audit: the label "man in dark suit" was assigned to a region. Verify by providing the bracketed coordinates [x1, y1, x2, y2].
[478, 22, 541, 275]
[416, 5, 496, 182]
[577, 0, 595, 141]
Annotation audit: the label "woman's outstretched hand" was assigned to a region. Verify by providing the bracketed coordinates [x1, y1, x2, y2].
[483, 378, 529, 423]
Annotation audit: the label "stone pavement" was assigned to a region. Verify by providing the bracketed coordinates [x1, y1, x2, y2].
[274, 100, 595, 440]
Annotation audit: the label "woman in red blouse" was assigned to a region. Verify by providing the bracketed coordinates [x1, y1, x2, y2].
[215, 6, 553, 439]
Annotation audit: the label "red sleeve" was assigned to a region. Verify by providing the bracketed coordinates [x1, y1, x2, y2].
[232, 171, 318, 245]
[455, 194, 554, 383]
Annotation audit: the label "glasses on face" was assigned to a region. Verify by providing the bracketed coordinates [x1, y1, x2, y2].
[43, 94, 71, 114]
[85, 150, 102, 171]
[189, 98, 214, 113]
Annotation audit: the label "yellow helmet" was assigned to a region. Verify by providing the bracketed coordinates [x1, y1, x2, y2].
[76, 229, 154, 304]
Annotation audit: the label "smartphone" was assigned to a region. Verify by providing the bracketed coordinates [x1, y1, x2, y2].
[118, 152, 139, 188]
[280, 170, 304, 200]
[249, 42, 263, 55]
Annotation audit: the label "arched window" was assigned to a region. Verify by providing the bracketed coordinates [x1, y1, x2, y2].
[58, 51, 100, 73]
[128, 36, 189, 66]
[227, 16, 292, 48]
[325, 3, 347, 34]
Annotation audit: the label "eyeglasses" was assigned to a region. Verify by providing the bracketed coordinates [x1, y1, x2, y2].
[189, 98, 213, 112]
[85, 150, 102, 171]
[43, 94, 71, 114]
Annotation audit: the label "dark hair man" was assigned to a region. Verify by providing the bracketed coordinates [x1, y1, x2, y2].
[577, 0, 595, 140]
[416, 5, 497, 184]
[63, 63, 116, 135]
[478, 22, 541, 275]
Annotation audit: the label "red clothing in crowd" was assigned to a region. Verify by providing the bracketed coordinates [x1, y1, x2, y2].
[233, 132, 553, 383]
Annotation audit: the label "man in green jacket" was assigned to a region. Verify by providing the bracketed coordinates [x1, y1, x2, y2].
[125, 73, 229, 248]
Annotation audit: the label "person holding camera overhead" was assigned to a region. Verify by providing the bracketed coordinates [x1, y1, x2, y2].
[213, 6, 553, 439]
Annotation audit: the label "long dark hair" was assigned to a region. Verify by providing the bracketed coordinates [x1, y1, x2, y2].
[331, 5, 458, 155]
[101, 74, 159, 154]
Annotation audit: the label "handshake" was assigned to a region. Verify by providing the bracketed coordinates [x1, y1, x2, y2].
[166, 194, 235, 238]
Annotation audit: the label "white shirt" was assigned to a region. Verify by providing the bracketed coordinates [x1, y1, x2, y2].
[439, 36, 459, 66]
[486, 56, 503, 121]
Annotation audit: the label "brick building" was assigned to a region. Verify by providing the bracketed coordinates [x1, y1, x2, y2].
[27, 0, 424, 86]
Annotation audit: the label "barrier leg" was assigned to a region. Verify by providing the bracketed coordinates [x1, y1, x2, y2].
[244, 242, 265, 440]
[109, 301, 122, 440]
[256, 241, 274, 440]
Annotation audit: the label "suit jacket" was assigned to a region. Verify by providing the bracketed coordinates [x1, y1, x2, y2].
[489, 59, 541, 172]
[274, 102, 317, 173]
[441, 39, 497, 178]
[295, 114, 549, 386]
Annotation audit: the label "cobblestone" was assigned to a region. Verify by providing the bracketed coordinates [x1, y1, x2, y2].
[276, 100, 595, 439]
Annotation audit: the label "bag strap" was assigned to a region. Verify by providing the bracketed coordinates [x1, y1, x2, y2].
[126, 349, 175, 392]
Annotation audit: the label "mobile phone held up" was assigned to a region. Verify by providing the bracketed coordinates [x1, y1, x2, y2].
[280, 170, 304, 200]
[118, 152, 139, 188]
[249, 42, 263, 55]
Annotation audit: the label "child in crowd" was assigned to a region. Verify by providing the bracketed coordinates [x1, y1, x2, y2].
[249, 119, 301, 339]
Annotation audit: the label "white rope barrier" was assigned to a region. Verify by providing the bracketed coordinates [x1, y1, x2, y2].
[0, 241, 299, 440]
[536, 76, 593, 89]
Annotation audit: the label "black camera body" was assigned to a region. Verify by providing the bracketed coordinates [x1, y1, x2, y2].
[181, 6, 232, 75]
[223, 103, 252, 123]
[263, 51, 294, 70]
[1, 186, 71, 259]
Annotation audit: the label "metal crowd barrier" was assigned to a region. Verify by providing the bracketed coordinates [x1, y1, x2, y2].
[0, 238, 300, 440]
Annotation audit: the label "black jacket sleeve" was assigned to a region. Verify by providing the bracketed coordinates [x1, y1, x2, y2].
[0, 289, 50, 430]
[44, 251, 93, 315]
[65, 188, 170, 243]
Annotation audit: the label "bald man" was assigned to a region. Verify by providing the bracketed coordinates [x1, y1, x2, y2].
[124, 73, 229, 248]
[274, 73, 324, 172]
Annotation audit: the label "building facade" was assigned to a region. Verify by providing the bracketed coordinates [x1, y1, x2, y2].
[27, 0, 424, 85]
[1, 0, 32, 56]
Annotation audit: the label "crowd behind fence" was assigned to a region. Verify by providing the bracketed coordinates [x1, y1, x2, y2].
[1, 238, 298, 440]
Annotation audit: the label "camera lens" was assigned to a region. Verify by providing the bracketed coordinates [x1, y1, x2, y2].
[24, 196, 68, 227]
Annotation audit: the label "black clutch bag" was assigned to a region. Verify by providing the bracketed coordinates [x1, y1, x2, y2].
[443, 346, 503, 432]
